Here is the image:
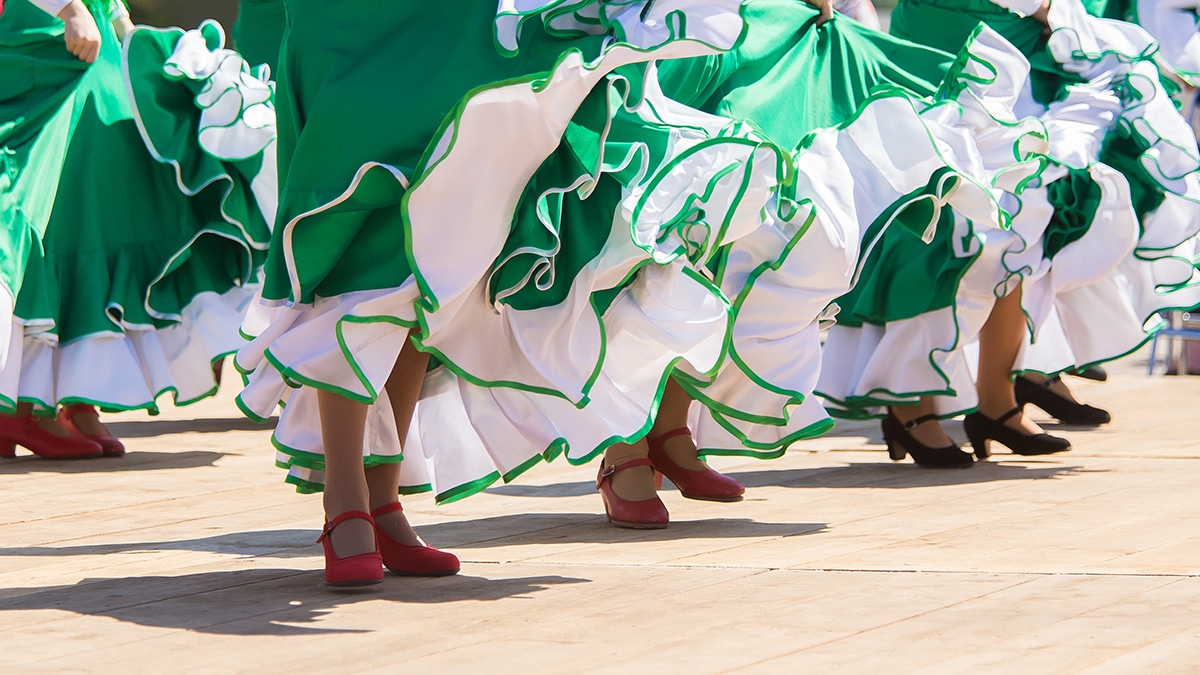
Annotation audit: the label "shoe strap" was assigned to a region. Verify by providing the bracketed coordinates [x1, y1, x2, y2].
[901, 414, 941, 432]
[370, 502, 404, 518]
[318, 510, 375, 543]
[1039, 376, 1061, 390]
[597, 457, 655, 488]
[646, 427, 692, 453]
[58, 403, 97, 421]
[996, 407, 1023, 424]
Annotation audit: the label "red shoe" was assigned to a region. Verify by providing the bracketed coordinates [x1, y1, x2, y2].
[370, 502, 460, 577]
[317, 511, 384, 587]
[596, 458, 669, 529]
[647, 428, 744, 502]
[58, 404, 125, 457]
[0, 413, 104, 459]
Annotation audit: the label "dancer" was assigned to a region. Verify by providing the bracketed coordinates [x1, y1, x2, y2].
[236, 0, 821, 580]
[0, 0, 273, 459]
[818, 0, 1200, 464]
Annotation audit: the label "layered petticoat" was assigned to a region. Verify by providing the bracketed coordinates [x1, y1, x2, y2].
[657, 2, 1048, 453]
[236, 0, 1056, 499]
[820, 0, 1200, 417]
[236, 0, 799, 498]
[0, 4, 273, 413]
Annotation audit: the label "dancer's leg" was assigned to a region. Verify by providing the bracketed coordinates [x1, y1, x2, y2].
[368, 331, 430, 547]
[317, 390, 376, 557]
[647, 378, 706, 470]
[976, 289, 1043, 434]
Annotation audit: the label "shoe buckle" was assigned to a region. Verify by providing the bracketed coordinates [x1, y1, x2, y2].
[902, 419, 919, 432]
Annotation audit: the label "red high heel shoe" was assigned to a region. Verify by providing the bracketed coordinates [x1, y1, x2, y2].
[647, 428, 745, 502]
[370, 502, 460, 577]
[58, 404, 125, 457]
[0, 413, 104, 459]
[317, 511, 384, 587]
[596, 458, 669, 529]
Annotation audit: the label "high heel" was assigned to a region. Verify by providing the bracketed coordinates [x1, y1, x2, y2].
[963, 407, 1072, 458]
[370, 502, 460, 577]
[596, 458, 669, 529]
[0, 413, 104, 459]
[1015, 376, 1111, 426]
[58, 404, 125, 457]
[881, 409, 974, 468]
[647, 428, 744, 502]
[317, 511, 384, 587]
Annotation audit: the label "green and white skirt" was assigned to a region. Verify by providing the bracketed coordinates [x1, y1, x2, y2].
[234, 0, 828, 500]
[0, 4, 273, 414]
[820, 0, 1200, 417]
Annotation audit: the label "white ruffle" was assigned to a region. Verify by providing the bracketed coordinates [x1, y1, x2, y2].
[0, 288, 254, 413]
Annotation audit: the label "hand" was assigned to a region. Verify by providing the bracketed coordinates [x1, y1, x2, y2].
[803, 0, 835, 25]
[59, 1, 102, 64]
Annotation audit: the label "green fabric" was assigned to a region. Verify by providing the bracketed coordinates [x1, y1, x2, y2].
[267, 0, 617, 306]
[659, 0, 951, 150]
[659, 0, 973, 326]
[1043, 169, 1101, 258]
[1, 0, 268, 343]
[232, 0, 285, 75]
[832, 169, 974, 328]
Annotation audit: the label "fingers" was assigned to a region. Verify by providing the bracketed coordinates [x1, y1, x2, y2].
[66, 37, 99, 63]
[815, 2, 834, 25]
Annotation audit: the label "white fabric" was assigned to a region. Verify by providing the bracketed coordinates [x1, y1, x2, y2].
[28, 0, 72, 17]
[988, 0, 1045, 17]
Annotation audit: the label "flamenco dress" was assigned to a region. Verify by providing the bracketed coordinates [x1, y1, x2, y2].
[0, 0, 273, 422]
[234, 0, 836, 501]
[818, 0, 1200, 419]
[231, 0, 284, 75]
[654, 0, 1049, 447]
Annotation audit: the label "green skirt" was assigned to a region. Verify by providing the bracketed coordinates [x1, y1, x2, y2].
[0, 2, 272, 413]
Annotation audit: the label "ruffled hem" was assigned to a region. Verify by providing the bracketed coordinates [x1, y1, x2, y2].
[0, 288, 254, 414]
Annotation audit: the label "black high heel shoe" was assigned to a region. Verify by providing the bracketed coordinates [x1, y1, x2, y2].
[881, 409, 974, 468]
[963, 407, 1072, 459]
[1015, 376, 1111, 426]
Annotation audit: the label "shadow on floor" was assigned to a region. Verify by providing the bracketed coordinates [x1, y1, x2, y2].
[0, 529, 321, 559]
[105, 416, 276, 437]
[434, 513, 827, 549]
[486, 457, 1086, 498]
[729, 460, 1088, 490]
[0, 450, 225, 474]
[0, 568, 588, 636]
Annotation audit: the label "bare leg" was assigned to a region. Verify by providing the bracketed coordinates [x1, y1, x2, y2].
[317, 390, 376, 558]
[890, 397, 954, 447]
[370, 331, 430, 547]
[647, 378, 706, 470]
[976, 289, 1043, 435]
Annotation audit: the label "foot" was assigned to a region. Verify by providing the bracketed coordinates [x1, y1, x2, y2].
[371, 505, 423, 547]
[890, 408, 955, 448]
[33, 416, 77, 438]
[648, 430, 708, 471]
[604, 441, 658, 502]
[327, 516, 377, 559]
[979, 404, 1045, 436]
[1027, 374, 1082, 404]
[61, 406, 115, 439]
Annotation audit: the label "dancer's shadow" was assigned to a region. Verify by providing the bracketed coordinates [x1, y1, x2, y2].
[431, 513, 827, 549]
[105, 416, 276, 438]
[729, 460, 1088, 490]
[0, 450, 225, 475]
[485, 457, 1086, 498]
[0, 569, 587, 636]
[0, 529, 321, 559]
